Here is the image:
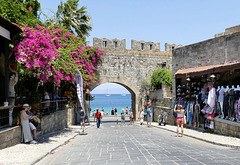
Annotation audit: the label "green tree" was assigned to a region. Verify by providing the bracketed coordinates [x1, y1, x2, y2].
[0, 0, 41, 27]
[55, 0, 92, 39]
[151, 69, 172, 89]
[24, 0, 41, 18]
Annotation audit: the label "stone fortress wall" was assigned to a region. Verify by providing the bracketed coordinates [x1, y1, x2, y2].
[93, 38, 181, 119]
[93, 37, 182, 54]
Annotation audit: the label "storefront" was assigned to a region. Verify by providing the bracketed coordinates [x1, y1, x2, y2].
[0, 15, 21, 129]
[174, 62, 240, 129]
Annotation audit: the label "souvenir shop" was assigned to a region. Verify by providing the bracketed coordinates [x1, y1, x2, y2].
[174, 62, 240, 130]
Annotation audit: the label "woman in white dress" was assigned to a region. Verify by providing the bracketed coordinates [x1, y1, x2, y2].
[20, 104, 37, 144]
[139, 109, 144, 125]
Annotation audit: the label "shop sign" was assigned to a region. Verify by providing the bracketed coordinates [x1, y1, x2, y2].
[64, 91, 72, 96]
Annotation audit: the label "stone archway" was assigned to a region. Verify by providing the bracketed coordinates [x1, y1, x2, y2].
[90, 78, 140, 120]
[91, 38, 175, 120]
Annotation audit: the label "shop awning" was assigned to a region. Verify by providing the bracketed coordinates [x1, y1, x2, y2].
[175, 61, 240, 78]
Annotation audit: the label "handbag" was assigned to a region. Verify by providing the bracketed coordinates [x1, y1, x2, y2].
[30, 119, 38, 127]
[33, 117, 41, 123]
[201, 104, 212, 114]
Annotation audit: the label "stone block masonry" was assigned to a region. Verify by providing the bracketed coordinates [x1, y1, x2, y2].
[214, 118, 240, 137]
[172, 31, 240, 100]
[40, 108, 75, 135]
[93, 37, 182, 54]
[0, 126, 21, 150]
[0, 108, 76, 149]
[92, 38, 181, 121]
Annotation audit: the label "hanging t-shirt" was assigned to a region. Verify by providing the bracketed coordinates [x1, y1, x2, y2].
[208, 87, 216, 108]
[218, 88, 224, 102]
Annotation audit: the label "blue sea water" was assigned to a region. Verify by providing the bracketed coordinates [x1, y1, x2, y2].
[89, 94, 131, 116]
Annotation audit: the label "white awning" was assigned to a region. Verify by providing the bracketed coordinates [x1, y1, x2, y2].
[0, 25, 10, 40]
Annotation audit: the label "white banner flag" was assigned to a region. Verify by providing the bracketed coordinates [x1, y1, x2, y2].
[76, 70, 85, 116]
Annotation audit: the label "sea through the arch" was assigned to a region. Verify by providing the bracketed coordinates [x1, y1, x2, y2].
[89, 94, 131, 116]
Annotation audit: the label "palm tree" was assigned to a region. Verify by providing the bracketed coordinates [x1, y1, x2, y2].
[56, 0, 92, 39]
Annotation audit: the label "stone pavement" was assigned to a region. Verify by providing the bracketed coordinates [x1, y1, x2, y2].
[0, 125, 89, 165]
[37, 119, 240, 165]
[0, 117, 239, 165]
[143, 121, 240, 148]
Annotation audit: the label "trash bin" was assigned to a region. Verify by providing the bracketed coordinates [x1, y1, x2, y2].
[144, 113, 147, 121]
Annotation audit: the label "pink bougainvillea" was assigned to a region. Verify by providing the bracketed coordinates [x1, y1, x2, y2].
[14, 25, 104, 89]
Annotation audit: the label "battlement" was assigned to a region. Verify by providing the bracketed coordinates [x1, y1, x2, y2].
[93, 37, 182, 53]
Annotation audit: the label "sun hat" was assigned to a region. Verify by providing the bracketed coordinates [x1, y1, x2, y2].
[22, 104, 30, 108]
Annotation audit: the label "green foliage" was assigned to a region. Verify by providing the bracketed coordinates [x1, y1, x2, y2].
[54, 0, 92, 39]
[0, 0, 41, 27]
[15, 63, 43, 103]
[151, 69, 172, 89]
[141, 78, 151, 90]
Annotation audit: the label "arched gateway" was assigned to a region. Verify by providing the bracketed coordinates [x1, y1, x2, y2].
[89, 38, 181, 119]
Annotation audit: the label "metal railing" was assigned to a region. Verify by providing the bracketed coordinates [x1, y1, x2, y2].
[0, 106, 19, 129]
[0, 99, 69, 130]
[38, 99, 69, 117]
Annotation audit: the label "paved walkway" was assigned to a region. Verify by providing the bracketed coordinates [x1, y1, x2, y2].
[145, 121, 240, 148]
[0, 119, 239, 165]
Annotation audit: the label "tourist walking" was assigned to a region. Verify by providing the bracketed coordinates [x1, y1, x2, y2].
[129, 110, 133, 125]
[92, 110, 96, 121]
[101, 107, 104, 114]
[174, 104, 185, 137]
[115, 107, 117, 116]
[95, 109, 101, 128]
[125, 107, 128, 115]
[139, 109, 144, 125]
[121, 109, 125, 124]
[20, 104, 37, 144]
[111, 108, 114, 115]
[79, 109, 85, 129]
[147, 106, 152, 127]
[100, 109, 104, 124]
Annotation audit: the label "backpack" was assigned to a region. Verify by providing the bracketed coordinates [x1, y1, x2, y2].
[80, 110, 84, 118]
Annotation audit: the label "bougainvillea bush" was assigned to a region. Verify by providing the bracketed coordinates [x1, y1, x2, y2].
[14, 24, 104, 90]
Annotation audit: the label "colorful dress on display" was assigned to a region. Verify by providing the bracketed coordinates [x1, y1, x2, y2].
[234, 100, 240, 122]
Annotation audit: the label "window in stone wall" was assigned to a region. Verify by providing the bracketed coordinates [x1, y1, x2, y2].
[157, 84, 162, 89]
[141, 43, 144, 50]
[162, 62, 166, 68]
[114, 41, 117, 48]
[172, 46, 175, 50]
[149, 44, 152, 50]
[103, 41, 107, 48]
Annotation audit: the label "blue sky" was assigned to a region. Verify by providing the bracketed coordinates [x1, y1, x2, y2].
[38, 0, 240, 93]
[90, 83, 130, 94]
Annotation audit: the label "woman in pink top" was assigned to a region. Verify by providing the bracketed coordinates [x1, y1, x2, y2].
[174, 104, 185, 137]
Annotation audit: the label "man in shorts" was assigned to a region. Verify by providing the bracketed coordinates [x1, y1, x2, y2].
[79, 109, 85, 129]
[147, 106, 152, 127]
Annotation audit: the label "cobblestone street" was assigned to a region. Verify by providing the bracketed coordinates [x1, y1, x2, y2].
[36, 117, 240, 165]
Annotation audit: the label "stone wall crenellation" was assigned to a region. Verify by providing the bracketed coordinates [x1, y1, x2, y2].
[131, 39, 160, 52]
[93, 37, 182, 53]
[93, 38, 126, 52]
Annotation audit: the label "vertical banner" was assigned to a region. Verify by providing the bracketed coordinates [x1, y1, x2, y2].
[76, 70, 85, 116]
